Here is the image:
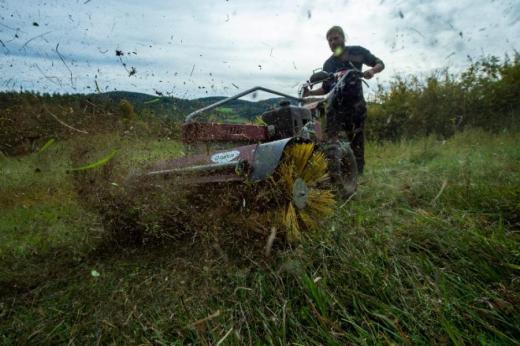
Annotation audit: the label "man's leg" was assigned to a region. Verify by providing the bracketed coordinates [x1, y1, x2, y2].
[348, 101, 366, 175]
[325, 108, 344, 183]
[350, 122, 365, 175]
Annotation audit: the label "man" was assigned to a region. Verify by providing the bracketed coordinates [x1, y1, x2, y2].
[305, 25, 384, 175]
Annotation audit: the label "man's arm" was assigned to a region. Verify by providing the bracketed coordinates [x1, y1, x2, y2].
[303, 58, 334, 96]
[362, 49, 385, 80]
[363, 62, 384, 79]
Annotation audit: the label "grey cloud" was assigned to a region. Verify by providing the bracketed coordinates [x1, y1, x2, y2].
[0, 0, 518, 98]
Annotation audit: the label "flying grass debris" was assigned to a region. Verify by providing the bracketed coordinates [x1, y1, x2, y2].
[69, 149, 118, 172]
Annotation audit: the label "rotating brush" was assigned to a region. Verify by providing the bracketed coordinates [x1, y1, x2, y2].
[273, 142, 336, 241]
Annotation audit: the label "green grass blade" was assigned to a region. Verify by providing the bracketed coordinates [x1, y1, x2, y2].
[68, 149, 118, 172]
[38, 138, 55, 154]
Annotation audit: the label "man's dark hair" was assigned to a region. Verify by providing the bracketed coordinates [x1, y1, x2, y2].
[326, 25, 345, 39]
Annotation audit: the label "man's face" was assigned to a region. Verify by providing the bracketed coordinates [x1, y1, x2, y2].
[327, 32, 345, 52]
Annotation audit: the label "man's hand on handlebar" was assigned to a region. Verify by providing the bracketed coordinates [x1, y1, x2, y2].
[363, 69, 375, 80]
[363, 63, 384, 80]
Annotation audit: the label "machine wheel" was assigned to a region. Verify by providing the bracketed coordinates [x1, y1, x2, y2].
[336, 141, 358, 199]
[323, 140, 358, 200]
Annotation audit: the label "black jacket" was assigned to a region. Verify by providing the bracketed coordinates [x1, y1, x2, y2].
[322, 45, 384, 95]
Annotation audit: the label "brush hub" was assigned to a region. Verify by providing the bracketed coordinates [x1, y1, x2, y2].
[292, 178, 309, 209]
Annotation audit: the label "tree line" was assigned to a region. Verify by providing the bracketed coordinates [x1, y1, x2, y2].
[366, 54, 520, 141]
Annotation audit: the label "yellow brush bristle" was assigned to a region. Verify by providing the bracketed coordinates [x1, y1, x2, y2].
[279, 161, 295, 193]
[306, 189, 336, 215]
[301, 151, 329, 186]
[285, 142, 314, 176]
[284, 203, 301, 242]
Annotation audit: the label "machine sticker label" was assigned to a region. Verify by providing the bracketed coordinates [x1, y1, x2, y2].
[211, 150, 240, 163]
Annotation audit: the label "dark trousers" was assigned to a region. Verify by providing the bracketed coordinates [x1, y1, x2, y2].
[326, 99, 366, 174]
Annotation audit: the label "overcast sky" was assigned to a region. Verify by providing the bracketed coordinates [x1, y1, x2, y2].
[0, 0, 518, 100]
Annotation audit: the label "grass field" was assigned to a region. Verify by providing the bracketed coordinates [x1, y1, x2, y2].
[1, 129, 519, 344]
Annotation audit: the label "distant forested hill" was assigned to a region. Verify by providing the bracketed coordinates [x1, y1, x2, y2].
[95, 91, 289, 122]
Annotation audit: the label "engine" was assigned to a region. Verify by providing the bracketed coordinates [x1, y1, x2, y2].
[261, 101, 313, 139]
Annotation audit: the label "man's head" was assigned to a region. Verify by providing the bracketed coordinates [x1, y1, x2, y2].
[326, 26, 345, 55]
